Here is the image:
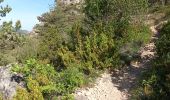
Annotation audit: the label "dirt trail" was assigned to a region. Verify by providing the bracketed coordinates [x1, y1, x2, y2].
[74, 25, 158, 100]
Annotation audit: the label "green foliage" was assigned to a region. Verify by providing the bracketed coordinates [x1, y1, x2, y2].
[37, 27, 62, 65]
[11, 59, 57, 98]
[37, 1, 82, 36]
[14, 77, 44, 100]
[149, 0, 170, 6]
[35, 1, 150, 92]
[37, 0, 83, 66]
[127, 25, 151, 45]
[37, 0, 149, 69]
[0, 21, 23, 50]
[84, 0, 148, 32]
[15, 37, 38, 63]
[120, 24, 151, 65]
[56, 66, 86, 94]
[0, 0, 11, 18]
[15, 20, 21, 31]
[70, 24, 121, 70]
[156, 22, 170, 60]
[0, 52, 10, 66]
[132, 22, 170, 99]
[0, 21, 25, 65]
[61, 94, 74, 100]
[14, 87, 30, 100]
[12, 59, 86, 99]
[35, 0, 150, 99]
[0, 0, 155, 99]
[149, 5, 170, 20]
[27, 77, 44, 100]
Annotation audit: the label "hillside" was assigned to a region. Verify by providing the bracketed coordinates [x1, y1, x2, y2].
[0, 0, 170, 100]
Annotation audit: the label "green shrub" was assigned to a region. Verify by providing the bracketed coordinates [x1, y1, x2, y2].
[0, 52, 11, 66]
[12, 59, 87, 99]
[27, 77, 44, 100]
[14, 87, 30, 100]
[11, 59, 58, 98]
[15, 37, 38, 63]
[37, 0, 148, 70]
[156, 22, 170, 61]
[0, 21, 26, 66]
[61, 66, 85, 92]
[34, 0, 150, 99]
[119, 24, 151, 66]
[14, 77, 44, 100]
[61, 94, 74, 100]
[68, 24, 121, 72]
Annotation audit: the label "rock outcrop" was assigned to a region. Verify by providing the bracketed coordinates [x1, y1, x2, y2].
[58, 0, 83, 5]
[0, 65, 24, 100]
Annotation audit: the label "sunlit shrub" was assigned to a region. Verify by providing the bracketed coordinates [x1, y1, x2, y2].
[11, 59, 57, 98]
[14, 77, 44, 100]
[13, 87, 30, 100]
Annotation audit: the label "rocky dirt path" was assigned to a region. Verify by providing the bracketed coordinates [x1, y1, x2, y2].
[74, 25, 158, 100]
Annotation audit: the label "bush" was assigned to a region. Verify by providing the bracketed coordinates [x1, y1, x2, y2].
[0, 21, 26, 66]
[34, 0, 150, 99]
[0, 52, 11, 66]
[15, 37, 38, 63]
[12, 59, 87, 99]
[14, 87, 30, 100]
[14, 78, 44, 100]
[156, 22, 170, 61]
[37, 0, 148, 70]
[68, 24, 121, 72]
[37, 27, 63, 66]
[57, 65, 86, 94]
[11, 59, 58, 99]
[119, 24, 152, 66]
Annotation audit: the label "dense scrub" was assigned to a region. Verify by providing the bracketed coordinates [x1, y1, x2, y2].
[0, 0, 153, 99]
[12, 23, 151, 99]
[29, 0, 150, 99]
[0, 21, 25, 65]
[12, 59, 86, 100]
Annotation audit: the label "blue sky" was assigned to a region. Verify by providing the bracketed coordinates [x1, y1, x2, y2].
[0, 0, 55, 31]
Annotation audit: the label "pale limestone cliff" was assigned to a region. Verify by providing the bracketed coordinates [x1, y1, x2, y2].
[58, 0, 82, 5]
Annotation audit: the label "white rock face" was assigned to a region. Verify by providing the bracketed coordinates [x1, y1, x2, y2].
[0, 65, 24, 100]
[0, 65, 16, 99]
[59, 0, 82, 5]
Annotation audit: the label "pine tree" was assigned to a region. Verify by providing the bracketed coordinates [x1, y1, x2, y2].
[15, 20, 21, 31]
[0, 0, 11, 19]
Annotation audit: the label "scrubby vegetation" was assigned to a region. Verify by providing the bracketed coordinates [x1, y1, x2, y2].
[12, 0, 151, 99]
[11, 59, 86, 99]
[1, 0, 170, 100]
[131, 22, 170, 100]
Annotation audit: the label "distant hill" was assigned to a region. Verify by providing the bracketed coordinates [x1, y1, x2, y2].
[17, 29, 30, 34]
[0, 25, 29, 34]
